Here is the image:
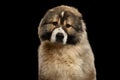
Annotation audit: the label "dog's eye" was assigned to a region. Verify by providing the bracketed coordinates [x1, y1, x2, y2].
[52, 22, 58, 25]
[66, 24, 72, 28]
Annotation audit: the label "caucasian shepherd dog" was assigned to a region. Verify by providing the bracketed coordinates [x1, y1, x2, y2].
[38, 5, 96, 80]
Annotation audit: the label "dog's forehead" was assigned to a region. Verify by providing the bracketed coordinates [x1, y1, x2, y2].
[47, 10, 78, 20]
[48, 10, 71, 16]
[48, 10, 77, 18]
[48, 5, 82, 17]
[61, 11, 64, 18]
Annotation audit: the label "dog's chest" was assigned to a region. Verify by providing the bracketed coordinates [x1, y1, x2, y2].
[39, 46, 84, 80]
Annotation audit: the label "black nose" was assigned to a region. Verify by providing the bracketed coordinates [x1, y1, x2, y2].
[56, 33, 64, 39]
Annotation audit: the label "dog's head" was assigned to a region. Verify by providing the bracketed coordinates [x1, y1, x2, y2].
[38, 5, 87, 45]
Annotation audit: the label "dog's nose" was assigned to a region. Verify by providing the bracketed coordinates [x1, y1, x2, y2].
[56, 33, 64, 42]
[56, 33, 64, 39]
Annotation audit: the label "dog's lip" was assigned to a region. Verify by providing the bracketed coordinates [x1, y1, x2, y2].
[56, 39, 63, 43]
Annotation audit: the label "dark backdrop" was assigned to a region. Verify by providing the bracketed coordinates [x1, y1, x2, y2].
[3, 0, 118, 80]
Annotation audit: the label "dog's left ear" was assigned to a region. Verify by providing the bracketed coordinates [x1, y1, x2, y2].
[77, 16, 86, 32]
[81, 19, 86, 31]
[77, 13, 86, 32]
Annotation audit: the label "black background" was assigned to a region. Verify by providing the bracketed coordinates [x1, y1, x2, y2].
[2, 0, 118, 80]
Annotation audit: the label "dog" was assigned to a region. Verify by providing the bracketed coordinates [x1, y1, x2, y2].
[38, 5, 96, 80]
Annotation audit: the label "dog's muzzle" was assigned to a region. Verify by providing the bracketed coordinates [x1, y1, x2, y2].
[50, 27, 67, 44]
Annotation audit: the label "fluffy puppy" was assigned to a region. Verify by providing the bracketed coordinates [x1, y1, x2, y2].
[38, 5, 96, 80]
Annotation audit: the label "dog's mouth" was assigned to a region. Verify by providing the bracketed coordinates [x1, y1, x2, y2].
[50, 27, 67, 44]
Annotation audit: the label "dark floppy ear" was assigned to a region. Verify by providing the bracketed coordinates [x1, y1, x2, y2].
[79, 14, 86, 31]
[38, 18, 44, 40]
[76, 16, 86, 32]
[81, 20, 86, 31]
[75, 13, 86, 32]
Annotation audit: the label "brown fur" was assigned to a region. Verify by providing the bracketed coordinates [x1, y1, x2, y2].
[38, 5, 96, 80]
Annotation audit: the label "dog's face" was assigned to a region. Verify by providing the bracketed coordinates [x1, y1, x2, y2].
[38, 5, 86, 45]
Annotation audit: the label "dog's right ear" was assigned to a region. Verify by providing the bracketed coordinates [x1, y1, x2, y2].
[38, 18, 44, 40]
